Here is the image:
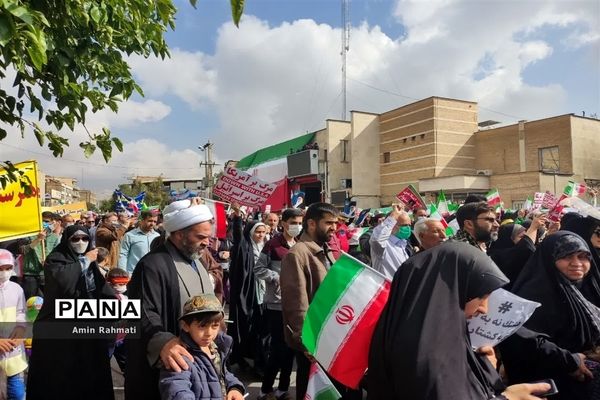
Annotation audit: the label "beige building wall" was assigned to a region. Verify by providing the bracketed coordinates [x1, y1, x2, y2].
[379, 97, 478, 205]
[325, 120, 352, 201]
[350, 111, 380, 208]
[571, 116, 600, 183]
[433, 98, 478, 177]
[475, 114, 600, 206]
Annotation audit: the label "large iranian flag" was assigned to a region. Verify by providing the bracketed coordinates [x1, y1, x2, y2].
[302, 253, 391, 389]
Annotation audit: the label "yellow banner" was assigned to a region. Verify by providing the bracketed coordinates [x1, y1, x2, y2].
[0, 161, 43, 241]
[41, 201, 88, 219]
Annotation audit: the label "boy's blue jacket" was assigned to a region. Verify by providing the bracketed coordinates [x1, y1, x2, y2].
[159, 331, 245, 400]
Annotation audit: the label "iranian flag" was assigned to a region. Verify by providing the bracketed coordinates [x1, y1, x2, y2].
[305, 363, 341, 400]
[203, 199, 228, 239]
[486, 189, 502, 210]
[437, 190, 449, 216]
[564, 181, 586, 197]
[302, 253, 391, 389]
[429, 203, 458, 237]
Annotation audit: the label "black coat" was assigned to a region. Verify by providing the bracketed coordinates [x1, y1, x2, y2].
[26, 225, 116, 400]
[228, 216, 262, 360]
[501, 231, 600, 399]
[488, 224, 536, 288]
[124, 241, 189, 400]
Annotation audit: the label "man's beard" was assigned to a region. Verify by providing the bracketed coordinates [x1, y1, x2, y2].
[181, 237, 205, 260]
[473, 225, 493, 243]
[315, 228, 331, 244]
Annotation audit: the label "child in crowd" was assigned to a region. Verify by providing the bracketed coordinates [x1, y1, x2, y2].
[106, 268, 130, 373]
[159, 294, 245, 400]
[96, 247, 111, 278]
[0, 249, 27, 400]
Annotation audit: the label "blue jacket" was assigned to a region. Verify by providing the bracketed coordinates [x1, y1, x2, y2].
[159, 332, 245, 400]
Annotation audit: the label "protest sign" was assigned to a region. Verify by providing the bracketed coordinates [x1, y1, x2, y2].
[395, 185, 426, 210]
[213, 167, 277, 207]
[468, 289, 540, 349]
[541, 191, 558, 209]
[0, 161, 43, 241]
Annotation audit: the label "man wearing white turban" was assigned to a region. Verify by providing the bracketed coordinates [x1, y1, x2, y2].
[125, 198, 217, 400]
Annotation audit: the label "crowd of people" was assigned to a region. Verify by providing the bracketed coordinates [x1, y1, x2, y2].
[0, 194, 599, 400]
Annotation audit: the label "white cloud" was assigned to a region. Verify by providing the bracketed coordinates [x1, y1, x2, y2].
[105, 100, 172, 128]
[128, 49, 217, 109]
[122, 1, 597, 170]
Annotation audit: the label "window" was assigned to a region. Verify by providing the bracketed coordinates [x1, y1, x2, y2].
[539, 146, 559, 172]
[340, 139, 349, 163]
[383, 152, 390, 163]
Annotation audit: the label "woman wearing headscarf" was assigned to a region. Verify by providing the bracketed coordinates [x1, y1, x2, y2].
[488, 215, 545, 287]
[501, 231, 600, 399]
[563, 214, 600, 268]
[367, 241, 549, 400]
[229, 205, 268, 371]
[26, 225, 117, 400]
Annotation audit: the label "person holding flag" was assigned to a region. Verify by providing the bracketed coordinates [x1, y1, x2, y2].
[280, 203, 361, 400]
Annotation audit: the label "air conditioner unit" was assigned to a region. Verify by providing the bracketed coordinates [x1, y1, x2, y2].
[476, 169, 493, 176]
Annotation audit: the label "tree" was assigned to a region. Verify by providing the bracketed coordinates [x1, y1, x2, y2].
[0, 0, 245, 189]
[100, 177, 171, 213]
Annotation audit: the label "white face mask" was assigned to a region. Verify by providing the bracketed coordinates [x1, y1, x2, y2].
[113, 285, 127, 294]
[69, 241, 88, 255]
[0, 270, 12, 283]
[287, 224, 303, 238]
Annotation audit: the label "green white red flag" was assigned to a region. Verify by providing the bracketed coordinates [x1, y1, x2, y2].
[302, 253, 391, 389]
[563, 181, 586, 197]
[428, 203, 457, 236]
[437, 190, 449, 216]
[486, 188, 502, 210]
[304, 363, 341, 400]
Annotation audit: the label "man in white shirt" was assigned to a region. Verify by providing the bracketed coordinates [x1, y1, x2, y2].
[369, 204, 414, 280]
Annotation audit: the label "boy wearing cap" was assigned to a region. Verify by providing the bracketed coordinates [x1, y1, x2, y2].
[0, 249, 27, 400]
[159, 294, 245, 400]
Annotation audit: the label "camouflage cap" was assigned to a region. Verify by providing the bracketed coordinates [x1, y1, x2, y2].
[179, 293, 223, 320]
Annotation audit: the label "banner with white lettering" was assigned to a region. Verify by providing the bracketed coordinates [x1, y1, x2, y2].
[467, 288, 540, 349]
[213, 167, 277, 207]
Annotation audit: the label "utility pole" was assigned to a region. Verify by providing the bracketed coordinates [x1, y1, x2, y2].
[199, 141, 218, 198]
[341, 0, 350, 120]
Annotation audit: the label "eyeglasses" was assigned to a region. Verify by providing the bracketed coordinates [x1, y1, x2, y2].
[594, 229, 600, 236]
[70, 236, 90, 243]
[476, 217, 498, 224]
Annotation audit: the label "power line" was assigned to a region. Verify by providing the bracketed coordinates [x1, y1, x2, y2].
[0, 142, 200, 170]
[348, 77, 526, 120]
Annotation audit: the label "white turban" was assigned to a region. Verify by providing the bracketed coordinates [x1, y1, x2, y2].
[163, 200, 214, 233]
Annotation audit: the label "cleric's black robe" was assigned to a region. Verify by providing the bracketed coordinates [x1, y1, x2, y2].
[124, 240, 213, 400]
[27, 225, 116, 400]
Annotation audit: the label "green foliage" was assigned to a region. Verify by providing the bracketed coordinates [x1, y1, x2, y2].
[0, 0, 245, 190]
[0, 0, 181, 164]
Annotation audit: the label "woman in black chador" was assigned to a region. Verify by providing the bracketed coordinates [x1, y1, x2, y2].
[501, 231, 600, 399]
[26, 225, 116, 400]
[368, 241, 550, 400]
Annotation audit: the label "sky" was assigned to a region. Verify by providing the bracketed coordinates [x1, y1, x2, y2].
[1, 0, 599, 200]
